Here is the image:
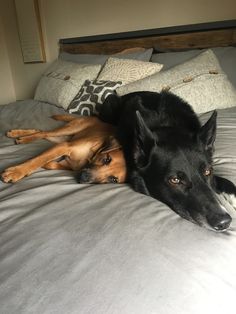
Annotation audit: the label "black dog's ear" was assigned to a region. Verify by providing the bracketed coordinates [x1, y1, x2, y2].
[134, 110, 155, 168]
[199, 110, 217, 153]
[98, 94, 121, 124]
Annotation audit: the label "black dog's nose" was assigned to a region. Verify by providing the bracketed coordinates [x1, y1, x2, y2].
[207, 213, 232, 231]
[214, 214, 232, 231]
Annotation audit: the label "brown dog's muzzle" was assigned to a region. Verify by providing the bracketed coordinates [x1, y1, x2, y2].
[75, 145, 127, 184]
[76, 168, 94, 183]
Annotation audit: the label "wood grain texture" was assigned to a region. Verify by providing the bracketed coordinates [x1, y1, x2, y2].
[59, 25, 236, 55]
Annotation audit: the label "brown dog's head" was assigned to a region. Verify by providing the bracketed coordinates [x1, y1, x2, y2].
[76, 136, 127, 184]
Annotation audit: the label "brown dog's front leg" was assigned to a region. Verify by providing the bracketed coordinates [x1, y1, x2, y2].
[7, 129, 41, 138]
[43, 160, 71, 170]
[1, 142, 70, 183]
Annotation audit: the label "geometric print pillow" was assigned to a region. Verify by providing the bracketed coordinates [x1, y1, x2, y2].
[68, 80, 122, 116]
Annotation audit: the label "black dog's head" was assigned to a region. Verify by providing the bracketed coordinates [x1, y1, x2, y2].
[133, 110, 232, 231]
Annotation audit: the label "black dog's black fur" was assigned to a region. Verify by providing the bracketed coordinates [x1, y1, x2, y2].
[99, 91, 236, 231]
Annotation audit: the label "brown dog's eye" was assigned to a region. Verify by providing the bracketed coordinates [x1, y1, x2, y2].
[102, 154, 111, 165]
[108, 176, 118, 183]
[169, 176, 180, 185]
[204, 168, 212, 176]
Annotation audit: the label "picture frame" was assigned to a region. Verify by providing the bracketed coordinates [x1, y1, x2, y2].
[15, 0, 46, 63]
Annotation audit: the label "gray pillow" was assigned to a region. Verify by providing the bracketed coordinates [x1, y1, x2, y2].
[34, 60, 101, 110]
[117, 50, 236, 114]
[59, 48, 153, 65]
[151, 50, 201, 70]
[212, 47, 236, 88]
[151, 46, 236, 88]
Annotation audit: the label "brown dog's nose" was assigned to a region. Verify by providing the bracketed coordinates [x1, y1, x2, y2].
[76, 169, 92, 183]
[207, 213, 232, 231]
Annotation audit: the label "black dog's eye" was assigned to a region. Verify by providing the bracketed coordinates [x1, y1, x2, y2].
[102, 154, 111, 165]
[204, 168, 212, 176]
[169, 176, 180, 185]
[108, 176, 118, 183]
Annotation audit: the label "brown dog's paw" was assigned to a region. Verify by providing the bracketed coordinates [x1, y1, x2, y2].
[7, 129, 40, 139]
[51, 114, 75, 122]
[15, 138, 26, 145]
[51, 115, 62, 120]
[1, 166, 26, 183]
[15, 135, 38, 144]
[6, 130, 20, 138]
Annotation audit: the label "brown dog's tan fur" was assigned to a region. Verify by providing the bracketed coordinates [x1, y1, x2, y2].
[1, 115, 126, 184]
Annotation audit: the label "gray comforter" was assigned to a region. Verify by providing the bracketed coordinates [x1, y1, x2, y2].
[0, 100, 236, 314]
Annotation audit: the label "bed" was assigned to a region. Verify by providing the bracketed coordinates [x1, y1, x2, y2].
[1, 20, 236, 314]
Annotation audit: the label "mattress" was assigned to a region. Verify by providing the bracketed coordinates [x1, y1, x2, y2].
[0, 99, 236, 314]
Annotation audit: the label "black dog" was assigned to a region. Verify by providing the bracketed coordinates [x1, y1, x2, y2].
[99, 91, 236, 231]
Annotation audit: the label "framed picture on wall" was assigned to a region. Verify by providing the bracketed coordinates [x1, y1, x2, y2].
[15, 0, 46, 63]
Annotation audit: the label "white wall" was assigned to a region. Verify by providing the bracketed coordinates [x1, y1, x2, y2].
[0, 0, 235, 104]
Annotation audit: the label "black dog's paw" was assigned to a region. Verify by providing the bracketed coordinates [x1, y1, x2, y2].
[214, 175, 236, 210]
[214, 175, 236, 196]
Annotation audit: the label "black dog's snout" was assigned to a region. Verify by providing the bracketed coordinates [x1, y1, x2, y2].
[214, 214, 232, 231]
[76, 169, 92, 183]
[207, 213, 232, 231]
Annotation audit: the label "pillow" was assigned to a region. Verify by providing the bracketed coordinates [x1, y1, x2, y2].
[59, 48, 153, 65]
[151, 46, 236, 88]
[114, 47, 146, 54]
[151, 50, 201, 70]
[68, 79, 122, 116]
[117, 50, 236, 113]
[212, 46, 236, 88]
[34, 60, 101, 110]
[97, 57, 163, 85]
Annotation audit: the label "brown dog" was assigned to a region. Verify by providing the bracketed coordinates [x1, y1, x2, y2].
[1, 115, 127, 184]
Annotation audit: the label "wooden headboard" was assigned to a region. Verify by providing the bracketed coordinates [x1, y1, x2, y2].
[59, 20, 236, 55]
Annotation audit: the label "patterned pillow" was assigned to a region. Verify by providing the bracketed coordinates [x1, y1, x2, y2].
[97, 57, 163, 85]
[117, 50, 236, 114]
[34, 60, 101, 110]
[68, 80, 122, 116]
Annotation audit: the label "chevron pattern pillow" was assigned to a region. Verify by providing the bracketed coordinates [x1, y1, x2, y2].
[68, 79, 122, 116]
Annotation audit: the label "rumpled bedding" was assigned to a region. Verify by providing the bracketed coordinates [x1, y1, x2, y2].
[0, 100, 236, 314]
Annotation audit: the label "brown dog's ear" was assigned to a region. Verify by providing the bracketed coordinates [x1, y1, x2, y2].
[90, 137, 121, 162]
[100, 136, 122, 154]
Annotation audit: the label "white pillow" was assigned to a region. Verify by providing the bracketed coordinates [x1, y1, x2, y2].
[117, 50, 236, 113]
[97, 57, 163, 85]
[34, 60, 101, 109]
